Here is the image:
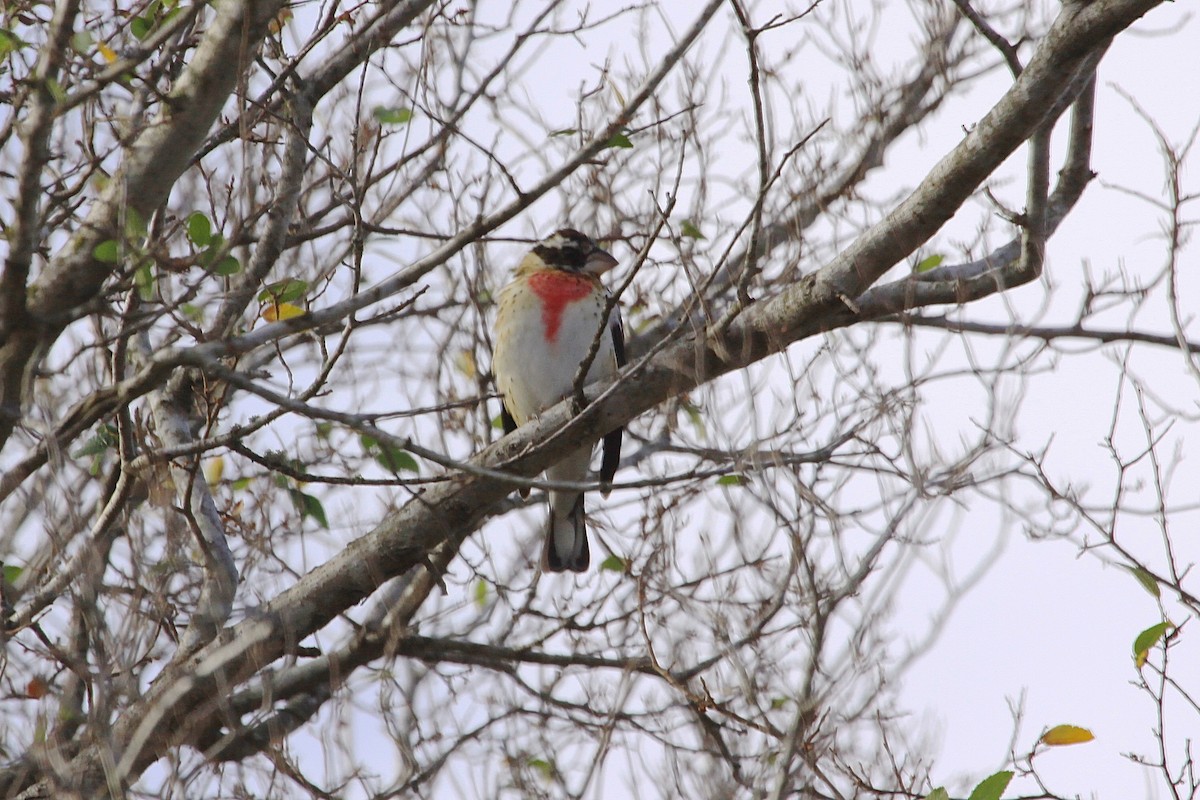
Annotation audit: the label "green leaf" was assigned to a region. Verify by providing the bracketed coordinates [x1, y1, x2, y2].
[967, 771, 1013, 800]
[180, 303, 204, 322]
[680, 220, 706, 240]
[199, 232, 225, 262]
[769, 697, 789, 710]
[681, 400, 705, 437]
[923, 790, 950, 800]
[376, 445, 418, 473]
[372, 106, 412, 125]
[186, 212, 212, 247]
[298, 492, 329, 529]
[72, 424, 118, 458]
[360, 433, 419, 473]
[46, 78, 67, 103]
[0, 29, 29, 63]
[71, 31, 94, 51]
[3, 564, 23, 587]
[527, 758, 554, 779]
[93, 240, 120, 263]
[211, 255, 241, 276]
[603, 131, 633, 149]
[548, 128, 577, 137]
[57, 703, 83, 723]
[915, 253, 944, 273]
[257, 278, 308, 304]
[1127, 566, 1160, 598]
[314, 421, 334, 440]
[197, 234, 227, 271]
[491, 414, 507, 430]
[135, 261, 155, 301]
[130, 16, 152, 40]
[599, 555, 626, 572]
[1133, 621, 1175, 668]
[717, 474, 743, 486]
[231, 477, 252, 490]
[124, 207, 147, 238]
[474, 579, 489, 608]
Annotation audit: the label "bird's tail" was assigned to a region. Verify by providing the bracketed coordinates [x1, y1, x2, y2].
[544, 491, 588, 572]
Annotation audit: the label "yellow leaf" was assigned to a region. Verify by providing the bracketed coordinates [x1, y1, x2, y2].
[97, 42, 117, 63]
[203, 456, 225, 485]
[1040, 724, 1095, 746]
[455, 349, 477, 379]
[262, 302, 305, 321]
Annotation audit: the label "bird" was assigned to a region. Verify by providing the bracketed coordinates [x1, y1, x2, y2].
[492, 228, 625, 572]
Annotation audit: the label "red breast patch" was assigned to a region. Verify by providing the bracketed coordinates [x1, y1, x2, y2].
[527, 270, 596, 341]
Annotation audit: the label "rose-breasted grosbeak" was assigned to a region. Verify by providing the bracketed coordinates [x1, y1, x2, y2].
[492, 229, 625, 572]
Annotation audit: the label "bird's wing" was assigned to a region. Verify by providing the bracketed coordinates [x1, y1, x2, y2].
[500, 402, 517, 435]
[498, 398, 529, 496]
[600, 309, 625, 490]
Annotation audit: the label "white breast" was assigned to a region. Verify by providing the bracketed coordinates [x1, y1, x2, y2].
[494, 281, 618, 424]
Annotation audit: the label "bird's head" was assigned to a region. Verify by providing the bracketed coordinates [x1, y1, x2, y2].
[532, 229, 618, 276]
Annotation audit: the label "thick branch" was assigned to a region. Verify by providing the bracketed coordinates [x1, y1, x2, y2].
[146, 366, 239, 659]
[855, 70, 1098, 317]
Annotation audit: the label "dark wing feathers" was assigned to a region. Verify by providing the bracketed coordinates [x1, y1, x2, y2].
[610, 311, 626, 368]
[599, 310, 625, 492]
[499, 399, 529, 497]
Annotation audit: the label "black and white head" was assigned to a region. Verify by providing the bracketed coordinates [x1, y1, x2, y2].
[533, 229, 618, 275]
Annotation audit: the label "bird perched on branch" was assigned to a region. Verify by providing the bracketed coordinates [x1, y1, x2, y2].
[492, 229, 625, 572]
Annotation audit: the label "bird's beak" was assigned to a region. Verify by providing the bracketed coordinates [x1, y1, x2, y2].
[585, 248, 619, 275]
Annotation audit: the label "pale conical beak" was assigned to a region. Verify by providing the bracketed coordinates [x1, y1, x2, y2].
[585, 248, 618, 275]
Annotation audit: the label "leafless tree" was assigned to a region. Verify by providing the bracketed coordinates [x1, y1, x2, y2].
[0, 1, 1196, 798]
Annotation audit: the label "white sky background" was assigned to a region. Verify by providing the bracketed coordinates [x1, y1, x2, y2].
[99, 1, 1196, 796]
